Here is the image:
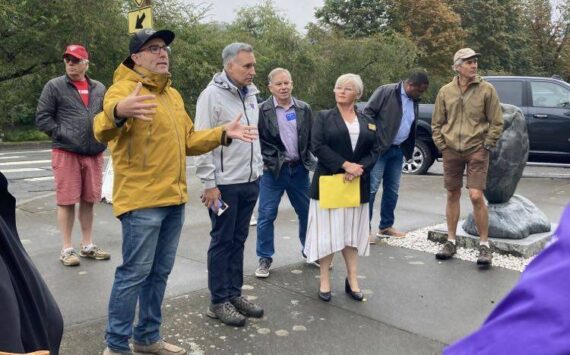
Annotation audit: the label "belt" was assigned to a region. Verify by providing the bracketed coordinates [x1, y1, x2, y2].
[284, 160, 300, 167]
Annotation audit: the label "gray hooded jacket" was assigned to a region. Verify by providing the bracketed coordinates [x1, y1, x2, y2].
[194, 71, 263, 188]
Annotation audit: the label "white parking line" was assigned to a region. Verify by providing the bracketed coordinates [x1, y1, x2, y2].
[0, 156, 24, 160]
[0, 149, 51, 155]
[26, 176, 54, 182]
[0, 159, 51, 166]
[1, 168, 44, 173]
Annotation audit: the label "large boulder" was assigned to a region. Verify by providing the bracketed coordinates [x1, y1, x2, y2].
[463, 195, 551, 239]
[484, 104, 529, 204]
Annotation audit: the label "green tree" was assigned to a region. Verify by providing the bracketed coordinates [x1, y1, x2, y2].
[522, 0, 570, 75]
[390, 0, 465, 74]
[0, 0, 128, 133]
[314, 0, 391, 38]
[446, 0, 533, 74]
[314, 0, 465, 74]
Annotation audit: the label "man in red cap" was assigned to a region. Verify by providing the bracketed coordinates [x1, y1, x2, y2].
[36, 44, 110, 267]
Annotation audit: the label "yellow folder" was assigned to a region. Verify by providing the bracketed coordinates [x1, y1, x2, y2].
[319, 174, 360, 209]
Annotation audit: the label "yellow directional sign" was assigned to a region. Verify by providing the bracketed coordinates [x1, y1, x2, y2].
[128, 6, 153, 34]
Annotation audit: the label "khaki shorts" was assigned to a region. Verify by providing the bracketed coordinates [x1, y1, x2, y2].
[52, 149, 104, 205]
[442, 147, 489, 191]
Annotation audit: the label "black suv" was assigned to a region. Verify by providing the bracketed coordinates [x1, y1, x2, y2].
[404, 76, 570, 174]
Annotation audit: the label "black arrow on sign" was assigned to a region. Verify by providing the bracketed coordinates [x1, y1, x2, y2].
[136, 13, 146, 29]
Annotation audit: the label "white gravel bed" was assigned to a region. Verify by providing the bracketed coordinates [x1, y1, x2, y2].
[381, 223, 534, 272]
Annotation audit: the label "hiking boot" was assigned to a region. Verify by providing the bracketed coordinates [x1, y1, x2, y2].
[477, 245, 493, 267]
[435, 241, 457, 260]
[132, 340, 186, 355]
[206, 302, 246, 326]
[230, 296, 264, 318]
[80, 244, 111, 260]
[102, 347, 132, 355]
[255, 258, 271, 278]
[378, 227, 407, 238]
[60, 248, 80, 266]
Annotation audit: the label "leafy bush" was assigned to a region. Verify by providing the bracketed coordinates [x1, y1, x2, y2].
[2, 128, 49, 142]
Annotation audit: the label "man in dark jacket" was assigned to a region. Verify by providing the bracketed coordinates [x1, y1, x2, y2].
[364, 69, 429, 241]
[255, 68, 316, 278]
[36, 44, 110, 266]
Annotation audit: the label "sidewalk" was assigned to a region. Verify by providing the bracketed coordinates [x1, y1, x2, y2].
[59, 251, 519, 355]
[16, 172, 567, 355]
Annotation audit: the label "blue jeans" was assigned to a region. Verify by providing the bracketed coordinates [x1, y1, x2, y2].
[208, 181, 259, 304]
[106, 204, 185, 352]
[369, 146, 403, 230]
[256, 164, 310, 261]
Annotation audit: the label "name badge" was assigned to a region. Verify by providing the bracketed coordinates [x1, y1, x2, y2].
[286, 112, 297, 121]
[368, 123, 377, 131]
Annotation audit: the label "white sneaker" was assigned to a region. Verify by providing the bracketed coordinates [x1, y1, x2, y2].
[249, 215, 257, 226]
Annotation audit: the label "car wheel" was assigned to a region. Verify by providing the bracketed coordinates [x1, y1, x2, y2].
[402, 140, 434, 175]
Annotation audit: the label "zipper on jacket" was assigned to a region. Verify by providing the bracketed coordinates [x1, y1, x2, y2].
[157, 95, 184, 203]
[458, 94, 465, 152]
[241, 98, 254, 182]
[127, 132, 132, 166]
[220, 147, 224, 172]
[143, 124, 151, 169]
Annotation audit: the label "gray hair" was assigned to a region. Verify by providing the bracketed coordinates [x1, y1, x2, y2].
[452, 58, 464, 72]
[335, 73, 364, 100]
[222, 42, 253, 68]
[267, 68, 292, 84]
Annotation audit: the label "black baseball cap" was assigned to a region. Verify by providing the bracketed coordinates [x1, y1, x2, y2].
[123, 28, 175, 67]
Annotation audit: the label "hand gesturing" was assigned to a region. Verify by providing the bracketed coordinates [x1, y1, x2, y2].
[115, 82, 158, 122]
[223, 113, 258, 143]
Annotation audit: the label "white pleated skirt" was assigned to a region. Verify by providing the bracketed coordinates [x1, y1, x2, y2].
[303, 199, 370, 263]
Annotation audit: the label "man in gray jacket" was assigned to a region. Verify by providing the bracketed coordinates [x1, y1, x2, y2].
[36, 44, 110, 266]
[364, 69, 429, 241]
[195, 42, 264, 327]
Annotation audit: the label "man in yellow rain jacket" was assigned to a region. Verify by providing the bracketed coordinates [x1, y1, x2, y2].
[93, 29, 256, 355]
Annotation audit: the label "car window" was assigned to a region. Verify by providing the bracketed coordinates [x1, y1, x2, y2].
[488, 80, 523, 106]
[530, 81, 570, 108]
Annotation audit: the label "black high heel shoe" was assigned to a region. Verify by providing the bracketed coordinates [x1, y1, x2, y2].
[345, 278, 364, 301]
[318, 290, 332, 302]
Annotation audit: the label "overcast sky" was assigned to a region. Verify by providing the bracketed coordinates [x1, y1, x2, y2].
[195, 0, 325, 32]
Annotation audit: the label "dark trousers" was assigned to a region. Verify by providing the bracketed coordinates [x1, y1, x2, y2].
[207, 180, 259, 304]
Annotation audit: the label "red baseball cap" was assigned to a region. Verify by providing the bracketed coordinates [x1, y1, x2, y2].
[63, 45, 89, 60]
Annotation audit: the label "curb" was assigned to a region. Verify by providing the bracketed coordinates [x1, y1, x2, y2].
[0, 141, 51, 151]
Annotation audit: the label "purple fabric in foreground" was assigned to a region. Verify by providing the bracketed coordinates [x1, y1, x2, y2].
[444, 205, 570, 355]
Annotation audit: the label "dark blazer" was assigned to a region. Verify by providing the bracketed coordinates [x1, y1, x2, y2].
[363, 81, 419, 160]
[309, 107, 380, 203]
[258, 97, 316, 177]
